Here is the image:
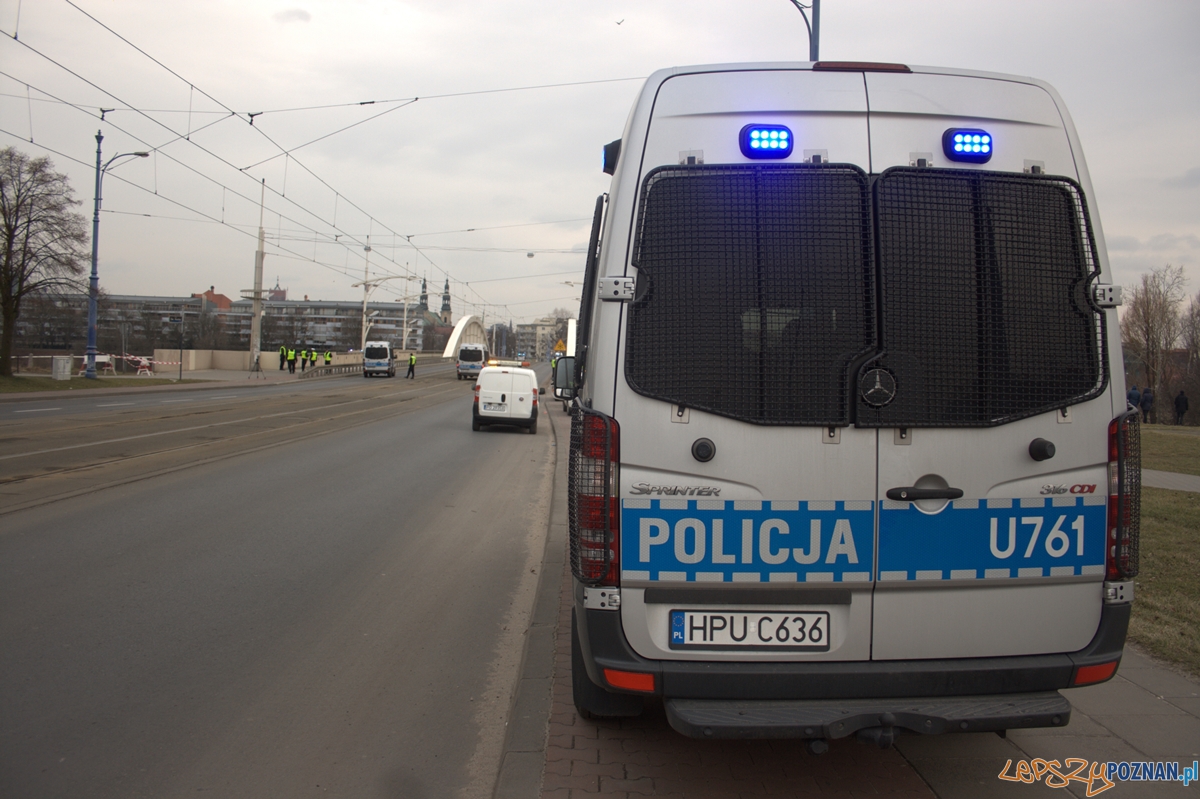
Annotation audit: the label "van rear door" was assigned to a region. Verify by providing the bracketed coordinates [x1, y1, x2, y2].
[613, 68, 879, 664]
[478, 370, 513, 417]
[864, 72, 1110, 659]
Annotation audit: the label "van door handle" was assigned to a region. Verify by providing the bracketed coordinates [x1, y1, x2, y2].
[885, 487, 964, 501]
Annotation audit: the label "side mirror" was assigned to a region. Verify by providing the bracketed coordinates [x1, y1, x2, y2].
[538, 387, 546, 395]
[554, 356, 576, 399]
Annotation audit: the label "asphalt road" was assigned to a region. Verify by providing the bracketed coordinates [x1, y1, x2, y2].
[1, 367, 554, 798]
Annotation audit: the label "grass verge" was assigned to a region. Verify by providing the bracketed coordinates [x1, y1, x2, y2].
[0, 375, 206, 393]
[1140, 425, 1200, 477]
[1128, 486, 1200, 677]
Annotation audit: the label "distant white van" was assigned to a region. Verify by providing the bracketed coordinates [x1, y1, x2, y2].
[473, 362, 544, 433]
[554, 61, 1140, 746]
[362, 341, 395, 378]
[457, 343, 489, 380]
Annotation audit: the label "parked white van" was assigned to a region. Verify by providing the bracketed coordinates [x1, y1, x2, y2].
[362, 341, 395, 378]
[554, 61, 1140, 746]
[457, 343, 489, 380]
[473, 361, 544, 433]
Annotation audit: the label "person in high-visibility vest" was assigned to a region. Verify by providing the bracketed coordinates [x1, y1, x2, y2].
[278, 345, 287, 370]
[324, 350, 332, 366]
[406, 352, 416, 379]
[286, 347, 297, 374]
[300, 347, 308, 373]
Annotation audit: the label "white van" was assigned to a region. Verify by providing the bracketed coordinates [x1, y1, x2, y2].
[554, 62, 1140, 746]
[473, 362, 544, 433]
[457, 343, 489, 380]
[362, 340, 395, 378]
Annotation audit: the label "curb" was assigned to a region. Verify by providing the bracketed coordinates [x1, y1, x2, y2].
[493, 401, 568, 798]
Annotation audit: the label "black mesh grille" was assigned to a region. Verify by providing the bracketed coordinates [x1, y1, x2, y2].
[569, 404, 618, 585]
[1114, 408, 1141, 579]
[862, 168, 1106, 427]
[625, 164, 876, 425]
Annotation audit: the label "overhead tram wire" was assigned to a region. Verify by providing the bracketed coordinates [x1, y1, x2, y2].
[28, 2, 615, 311]
[0, 127, 386, 288]
[3, 65, 443, 308]
[55, 0, 622, 305]
[0, 73, 372, 277]
[5, 34, 429, 294]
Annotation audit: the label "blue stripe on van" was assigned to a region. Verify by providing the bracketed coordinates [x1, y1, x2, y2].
[877, 495, 1106, 582]
[620, 499, 874, 584]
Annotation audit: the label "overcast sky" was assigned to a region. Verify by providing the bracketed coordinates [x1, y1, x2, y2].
[1, 0, 1197, 323]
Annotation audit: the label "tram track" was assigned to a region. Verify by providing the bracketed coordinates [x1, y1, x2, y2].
[0, 377, 471, 518]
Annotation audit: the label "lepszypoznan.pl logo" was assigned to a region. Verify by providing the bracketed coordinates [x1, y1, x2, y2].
[998, 758, 1198, 795]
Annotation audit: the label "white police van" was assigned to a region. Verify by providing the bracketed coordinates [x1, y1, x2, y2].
[362, 340, 395, 378]
[457, 343, 488, 380]
[553, 61, 1141, 746]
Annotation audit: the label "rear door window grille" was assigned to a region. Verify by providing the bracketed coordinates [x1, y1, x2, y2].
[623, 165, 1105, 428]
[625, 164, 876, 426]
[862, 168, 1106, 427]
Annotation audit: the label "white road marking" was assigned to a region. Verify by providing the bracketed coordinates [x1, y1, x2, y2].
[160, 399, 193, 404]
[13, 408, 62, 413]
[97, 403, 135, 408]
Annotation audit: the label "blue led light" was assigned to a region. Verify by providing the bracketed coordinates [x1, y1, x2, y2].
[740, 124, 794, 159]
[942, 127, 993, 164]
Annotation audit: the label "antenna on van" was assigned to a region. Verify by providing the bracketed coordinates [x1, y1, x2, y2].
[787, 0, 820, 61]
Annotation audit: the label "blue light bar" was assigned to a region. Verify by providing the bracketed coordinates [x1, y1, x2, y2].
[943, 128, 993, 164]
[740, 124, 793, 159]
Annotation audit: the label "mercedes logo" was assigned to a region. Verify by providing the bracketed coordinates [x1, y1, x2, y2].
[860, 367, 897, 408]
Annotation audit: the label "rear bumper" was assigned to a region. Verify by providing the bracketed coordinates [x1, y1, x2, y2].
[474, 409, 536, 427]
[666, 691, 1071, 740]
[575, 589, 1129, 734]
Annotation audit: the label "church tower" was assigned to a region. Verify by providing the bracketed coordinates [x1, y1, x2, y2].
[440, 279, 452, 324]
[419, 278, 428, 311]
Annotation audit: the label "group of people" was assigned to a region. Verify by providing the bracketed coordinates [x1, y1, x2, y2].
[1127, 384, 1190, 425]
[279, 345, 332, 374]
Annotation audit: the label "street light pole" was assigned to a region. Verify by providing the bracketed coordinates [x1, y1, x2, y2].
[86, 130, 148, 379]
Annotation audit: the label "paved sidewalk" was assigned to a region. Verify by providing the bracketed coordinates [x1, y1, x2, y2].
[1143, 469, 1200, 493]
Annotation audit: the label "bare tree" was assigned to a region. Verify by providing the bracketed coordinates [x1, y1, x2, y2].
[1, 147, 89, 375]
[1121, 265, 1187, 409]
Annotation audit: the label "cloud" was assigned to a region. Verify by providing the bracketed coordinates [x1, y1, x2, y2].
[1165, 167, 1200, 188]
[1106, 233, 1200, 252]
[273, 9, 311, 24]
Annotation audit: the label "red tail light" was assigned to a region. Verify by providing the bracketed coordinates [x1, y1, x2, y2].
[569, 408, 620, 586]
[473, 384, 479, 404]
[1106, 409, 1141, 581]
[1072, 660, 1119, 686]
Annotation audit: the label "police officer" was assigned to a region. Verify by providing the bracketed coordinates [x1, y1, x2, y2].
[286, 346, 297, 374]
[300, 347, 308, 373]
[324, 349, 333, 366]
[406, 352, 416, 379]
[278, 344, 287, 371]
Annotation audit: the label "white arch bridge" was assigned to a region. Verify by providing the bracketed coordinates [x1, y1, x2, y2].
[441, 315, 488, 359]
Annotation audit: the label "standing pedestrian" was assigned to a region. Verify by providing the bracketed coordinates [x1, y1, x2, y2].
[300, 347, 308, 373]
[1139, 386, 1154, 424]
[1126, 384, 1140, 410]
[287, 346, 297, 374]
[324, 349, 333, 366]
[278, 344, 286, 370]
[1175, 389, 1189, 425]
[406, 352, 416, 379]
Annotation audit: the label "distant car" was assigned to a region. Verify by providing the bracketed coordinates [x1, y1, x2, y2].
[473, 361, 544, 433]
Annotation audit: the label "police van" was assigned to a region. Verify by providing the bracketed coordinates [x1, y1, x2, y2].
[553, 61, 1141, 745]
[362, 340, 395, 378]
[457, 342, 489, 380]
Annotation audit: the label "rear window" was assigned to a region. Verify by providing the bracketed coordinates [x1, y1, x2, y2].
[364, 346, 389, 359]
[459, 348, 484, 362]
[624, 164, 1105, 427]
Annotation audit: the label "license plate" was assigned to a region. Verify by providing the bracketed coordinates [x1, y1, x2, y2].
[669, 610, 830, 651]
[483, 403, 506, 412]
